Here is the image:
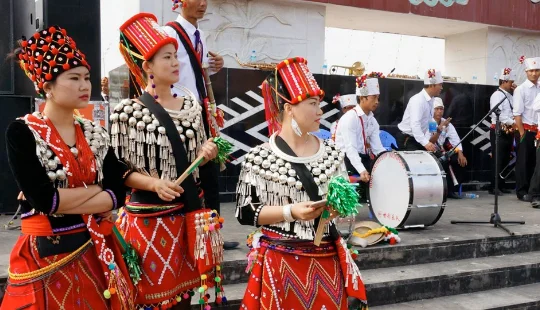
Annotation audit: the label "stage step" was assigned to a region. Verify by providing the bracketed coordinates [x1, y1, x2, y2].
[195, 250, 540, 308]
[371, 283, 540, 310]
[221, 232, 540, 285]
[361, 250, 540, 306]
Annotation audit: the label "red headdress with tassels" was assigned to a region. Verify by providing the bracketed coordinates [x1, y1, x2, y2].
[261, 57, 324, 135]
[119, 13, 178, 89]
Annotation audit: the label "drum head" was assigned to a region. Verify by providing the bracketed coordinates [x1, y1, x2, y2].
[369, 152, 410, 228]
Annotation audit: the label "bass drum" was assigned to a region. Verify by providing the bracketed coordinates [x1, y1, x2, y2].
[368, 151, 446, 228]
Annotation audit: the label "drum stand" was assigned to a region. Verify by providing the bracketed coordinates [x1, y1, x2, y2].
[450, 99, 524, 235]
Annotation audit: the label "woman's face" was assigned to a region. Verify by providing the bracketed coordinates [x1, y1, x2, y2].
[44, 66, 91, 109]
[287, 97, 323, 134]
[145, 44, 179, 86]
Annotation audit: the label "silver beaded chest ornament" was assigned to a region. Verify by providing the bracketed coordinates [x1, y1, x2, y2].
[236, 134, 347, 240]
[110, 91, 207, 181]
[22, 112, 109, 190]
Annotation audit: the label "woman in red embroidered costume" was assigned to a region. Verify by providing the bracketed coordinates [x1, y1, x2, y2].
[112, 13, 225, 310]
[1, 26, 135, 310]
[236, 57, 369, 309]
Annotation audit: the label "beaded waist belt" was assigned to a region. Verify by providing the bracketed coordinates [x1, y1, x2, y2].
[523, 124, 538, 132]
[126, 191, 205, 216]
[8, 239, 92, 285]
[259, 233, 336, 257]
[124, 203, 185, 216]
[490, 124, 515, 133]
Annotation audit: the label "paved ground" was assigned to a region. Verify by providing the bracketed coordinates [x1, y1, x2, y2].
[0, 191, 539, 278]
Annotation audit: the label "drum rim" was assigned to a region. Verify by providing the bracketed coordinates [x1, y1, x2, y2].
[369, 150, 447, 229]
[426, 152, 448, 226]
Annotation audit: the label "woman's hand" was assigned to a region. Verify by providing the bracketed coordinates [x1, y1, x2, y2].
[198, 140, 218, 166]
[152, 179, 184, 201]
[291, 201, 326, 221]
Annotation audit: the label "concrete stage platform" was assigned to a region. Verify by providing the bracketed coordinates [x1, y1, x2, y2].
[0, 191, 539, 309]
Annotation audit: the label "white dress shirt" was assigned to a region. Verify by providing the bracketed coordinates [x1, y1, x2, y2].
[533, 93, 540, 124]
[330, 121, 337, 136]
[490, 88, 514, 125]
[163, 15, 212, 100]
[334, 106, 386, 174]
[398, 89, 435, 146]
[435, 118, 463, 152]
[512, 79, 540, 125]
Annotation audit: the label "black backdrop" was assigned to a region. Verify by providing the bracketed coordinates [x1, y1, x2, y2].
[0, 68, 502, 210]
[212, 68, 500, 202]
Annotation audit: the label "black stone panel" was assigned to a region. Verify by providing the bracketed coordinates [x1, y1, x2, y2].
[215, 69, 501, 200]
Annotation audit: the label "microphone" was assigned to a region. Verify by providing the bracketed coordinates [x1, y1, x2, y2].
[438, 149, 455, 164]
[388, 68, 395, 76]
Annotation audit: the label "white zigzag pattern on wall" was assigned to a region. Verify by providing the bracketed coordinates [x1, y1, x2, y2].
[218, 87, 336, 165]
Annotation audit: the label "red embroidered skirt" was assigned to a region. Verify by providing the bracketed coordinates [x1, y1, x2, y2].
[1, 234, 108, 310]
[118, 203, 202, 307]
[241, 231, 368, 310]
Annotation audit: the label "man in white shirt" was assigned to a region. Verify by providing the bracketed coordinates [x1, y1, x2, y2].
[330, 94, 357, 141]
[432, 98, 467, 199]
[528, 93, 540, 207]
[489, 68, 516, 195]
[163, 0, 238, 249]
[397, 69, 444, 151]
[335, 75, 386, 185]
[513, 57, 540, 201]
[163, 0, 224, 102]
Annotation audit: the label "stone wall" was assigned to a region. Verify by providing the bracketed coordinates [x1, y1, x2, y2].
[101, 0, 326, 75]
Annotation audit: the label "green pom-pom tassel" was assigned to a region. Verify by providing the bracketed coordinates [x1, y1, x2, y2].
[213, 137, 233, 165]
[123, 244, 142, 285]
[326, 175, 360, 217]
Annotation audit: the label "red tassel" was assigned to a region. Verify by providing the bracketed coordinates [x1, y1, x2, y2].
[261, 80, 281, 136]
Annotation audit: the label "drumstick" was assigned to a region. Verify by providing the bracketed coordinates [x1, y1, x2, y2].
[174, 138, 213, 185]
[173, 137, 234, 185]
[313, 176, 359, 246]
[314, 209, 338, 246]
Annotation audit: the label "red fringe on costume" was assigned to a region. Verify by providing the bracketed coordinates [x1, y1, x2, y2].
[241, 230, 368, 310]
[1, 235, 108, 310]
[117, 203, 214, 308]
[261, 80, 282, 136]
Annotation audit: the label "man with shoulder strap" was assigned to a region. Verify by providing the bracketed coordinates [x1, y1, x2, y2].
[529, 94, 540, 208]
[163, 0, 240, 249]
[489, 68, 516, 196]
[513, 57, 540, 202]
[334, 73, 386, 199]
[397, 69, 443, 151]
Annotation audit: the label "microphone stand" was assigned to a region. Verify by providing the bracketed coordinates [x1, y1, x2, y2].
[449, 95, 524, 235]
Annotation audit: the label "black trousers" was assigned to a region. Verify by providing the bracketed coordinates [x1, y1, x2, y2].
[198, 161, 221, 213]
[528, 144, 540, 199]
[344, 153, 372, 201]
[489, 128, 514, 191]
[515, 131, 537, 198]
[396, 132, 425, 151]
